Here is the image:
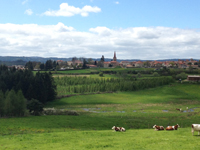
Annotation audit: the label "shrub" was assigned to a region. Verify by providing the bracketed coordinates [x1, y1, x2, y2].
[176, 72, 187, 80]
[99, 72, 104, 77]
[152, 72, 160, 77]
[27, 99, 44, 116]
[43, 108, 79, 116]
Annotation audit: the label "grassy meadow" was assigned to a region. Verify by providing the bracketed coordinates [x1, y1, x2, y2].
[1, 82, 200, 149]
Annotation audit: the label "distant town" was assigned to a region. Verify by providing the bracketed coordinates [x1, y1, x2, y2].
[0, 52, 200, 70]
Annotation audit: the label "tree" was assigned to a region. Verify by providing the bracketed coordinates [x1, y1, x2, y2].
[82, 59, 88, 69]
[52, 61, 57, 69]
[40, 63, 45, 70]
[176, 72, 187, 80]
[94, 61, 97, 65]
[16, 90, 27, 116]
[0, 90, 4, 116]
[4, 90, 15, 116]
[27, 99, 43, 116]
[45, 60, 53, 70]
[25, 61, 33, 70]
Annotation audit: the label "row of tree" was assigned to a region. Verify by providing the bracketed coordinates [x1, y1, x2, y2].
[25, 60, 59, 70]
[56, 76, 175, 94]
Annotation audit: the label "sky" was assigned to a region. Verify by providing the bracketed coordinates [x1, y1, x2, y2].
[0, 0, 200, 60]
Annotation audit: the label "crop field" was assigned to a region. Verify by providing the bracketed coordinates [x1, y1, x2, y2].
[1, 82, 200, 149]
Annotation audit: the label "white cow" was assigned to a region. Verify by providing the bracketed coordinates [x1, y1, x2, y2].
[191, 124, 200, 135]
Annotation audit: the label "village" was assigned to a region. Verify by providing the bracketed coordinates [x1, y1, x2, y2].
[55, 52, 200, 70]
[10, 51, 200, 71]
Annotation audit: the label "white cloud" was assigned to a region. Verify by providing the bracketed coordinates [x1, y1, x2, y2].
[22, 0, 29, 5]
[43, 3, 101, 17]
[24, 9, 33, 15]
[0, 23, 200, 59]
[115, 1, 119, 4]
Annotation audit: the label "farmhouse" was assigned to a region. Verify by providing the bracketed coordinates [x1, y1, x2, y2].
[187, 75, 200, 81]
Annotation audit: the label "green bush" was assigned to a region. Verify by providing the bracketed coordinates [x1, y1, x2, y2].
[152, 72, 160, 77]
[99, 72, 104, 77]
[176, 72, 187, 80]
[27, 99, 44, 116]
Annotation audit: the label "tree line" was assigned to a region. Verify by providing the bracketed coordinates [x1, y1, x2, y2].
[0, 65, 57, 117]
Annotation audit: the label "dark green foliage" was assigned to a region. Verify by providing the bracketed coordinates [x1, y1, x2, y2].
[0, 90, 5, 116]
[0, 90, 27, 117]
[45, 60, 53, 70]
[152, 72, 160, 77]
[25, 61, 34, 70]
[99, 72, 103, 77]
[82, 59, 88, 69]
[40, 63, 45, 70]
[0, 65, 57, 104]
[176, 72, 187, 80]
[27, 99, 43, 116]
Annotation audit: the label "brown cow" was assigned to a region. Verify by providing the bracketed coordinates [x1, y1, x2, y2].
[166, 124, 180, 130]
[112, 126, 125, 132]
[153, 125, 164, 131]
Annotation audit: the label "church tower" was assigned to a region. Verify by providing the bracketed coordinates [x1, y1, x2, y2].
[113, 51, 117, 61]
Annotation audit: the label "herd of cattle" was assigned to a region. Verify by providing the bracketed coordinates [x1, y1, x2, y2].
[112, 124, 200, 135]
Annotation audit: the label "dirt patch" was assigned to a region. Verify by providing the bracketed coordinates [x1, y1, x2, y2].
[53, 75, 90, 78]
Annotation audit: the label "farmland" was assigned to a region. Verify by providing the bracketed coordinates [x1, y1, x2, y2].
[0, 68, 200, 149]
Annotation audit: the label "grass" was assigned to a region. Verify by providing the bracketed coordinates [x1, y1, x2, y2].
[1, 128, 200, 150]
[1, 82, 200, 149]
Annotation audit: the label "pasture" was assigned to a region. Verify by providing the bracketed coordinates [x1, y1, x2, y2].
[1, 83, 200, 149]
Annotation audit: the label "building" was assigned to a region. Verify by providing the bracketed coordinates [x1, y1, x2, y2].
[104, 62, 110, 68]
[187, 75, 200, 81]
[120, 61, 131, 67]
[113, 51, 117, 61]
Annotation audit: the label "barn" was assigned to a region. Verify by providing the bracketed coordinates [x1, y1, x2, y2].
[187, 75, 200, 81]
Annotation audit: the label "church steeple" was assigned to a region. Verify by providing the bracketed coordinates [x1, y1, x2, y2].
[113, 51, 117, 61]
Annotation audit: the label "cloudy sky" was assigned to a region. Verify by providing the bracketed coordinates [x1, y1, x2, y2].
[0, 0, 200, 60]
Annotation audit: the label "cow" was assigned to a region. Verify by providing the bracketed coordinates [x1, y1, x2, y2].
[112, 126, 125, 132]
[165, 124, 180, 130]
[176, 108, 182, 111]
[120, 127, 126, 132]
[191, 124, 200, 136]
[153, 125, 164, 131]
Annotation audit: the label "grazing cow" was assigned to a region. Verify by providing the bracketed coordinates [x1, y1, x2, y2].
[112, 126, 125, 132]
[165, 124, 180, 130]
[120, 127, 126, 132]
[176, 108, 182, 111]
[191, 124, 200, 136]
[153, 125, 164, 131]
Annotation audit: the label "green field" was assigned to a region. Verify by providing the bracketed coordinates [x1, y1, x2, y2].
[1, 83, 200, 149]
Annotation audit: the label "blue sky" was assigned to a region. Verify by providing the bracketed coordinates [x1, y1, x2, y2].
[0, 0, 200, 60]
